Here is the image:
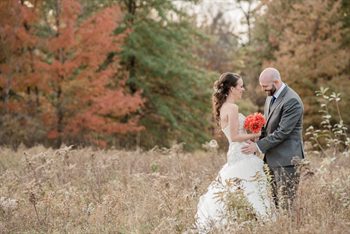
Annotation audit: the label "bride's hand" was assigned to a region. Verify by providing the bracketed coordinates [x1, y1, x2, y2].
[252, 131, 261, 141]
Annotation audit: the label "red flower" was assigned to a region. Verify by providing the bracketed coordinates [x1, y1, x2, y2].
[244, 113, 266, 133]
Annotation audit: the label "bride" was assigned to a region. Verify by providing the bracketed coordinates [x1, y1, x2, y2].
[195, 72, 272, 233]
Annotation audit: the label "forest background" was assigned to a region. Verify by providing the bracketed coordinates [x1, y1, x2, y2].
[1, 0, 349, 150]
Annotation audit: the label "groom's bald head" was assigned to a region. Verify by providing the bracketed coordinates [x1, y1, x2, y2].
[259, 67, 282, 96]
[259, 67, 281, 83]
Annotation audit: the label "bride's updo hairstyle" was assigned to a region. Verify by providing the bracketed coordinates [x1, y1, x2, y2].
[212, 72, 241, 123]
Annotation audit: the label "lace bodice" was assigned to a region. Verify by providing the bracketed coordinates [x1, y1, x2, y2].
[222, 113, 246, 142]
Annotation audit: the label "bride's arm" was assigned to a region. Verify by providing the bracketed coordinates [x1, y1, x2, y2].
[228, 105, 260, 142]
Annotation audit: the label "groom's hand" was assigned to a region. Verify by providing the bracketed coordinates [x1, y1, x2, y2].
[241, 141, 257, 154]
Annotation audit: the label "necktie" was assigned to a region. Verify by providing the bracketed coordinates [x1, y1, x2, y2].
[269, 96, 276, 113]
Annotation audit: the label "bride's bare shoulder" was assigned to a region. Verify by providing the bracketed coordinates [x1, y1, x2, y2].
[221, 103, 238, 112]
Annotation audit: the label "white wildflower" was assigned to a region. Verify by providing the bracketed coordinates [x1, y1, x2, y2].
[202, 139, 219, 150]
[0, 197, 18, 212]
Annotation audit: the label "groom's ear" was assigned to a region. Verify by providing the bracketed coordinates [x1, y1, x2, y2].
[274, 79, 281, 85]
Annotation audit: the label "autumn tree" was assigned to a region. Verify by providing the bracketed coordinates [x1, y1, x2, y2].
[37, 0, 144, 147]
[0, 0, 44, 146]
[0, 0, 144, 148]
[265, 0, 350, 127]
[237, 0, 297, 111]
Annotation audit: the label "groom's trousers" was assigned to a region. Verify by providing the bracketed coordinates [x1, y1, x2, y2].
[267, 165, 300, 210]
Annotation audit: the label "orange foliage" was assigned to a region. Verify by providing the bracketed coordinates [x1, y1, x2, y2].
[0, 0, 144, 147]
[0, 0, 41, 117]
[260, 0, 350, 127]
[39, 0, 144, 145]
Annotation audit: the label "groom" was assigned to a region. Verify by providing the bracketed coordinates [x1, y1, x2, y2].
[242, 67, 304, 209]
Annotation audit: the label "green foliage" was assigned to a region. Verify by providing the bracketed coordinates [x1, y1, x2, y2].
[117, 0, 215, 149]
[341, 0, 350, 44]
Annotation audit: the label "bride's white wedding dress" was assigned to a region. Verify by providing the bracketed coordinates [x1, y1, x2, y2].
[195, 113, 271, 233]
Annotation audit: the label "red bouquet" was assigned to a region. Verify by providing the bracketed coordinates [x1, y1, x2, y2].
[243, 113, 266, 133]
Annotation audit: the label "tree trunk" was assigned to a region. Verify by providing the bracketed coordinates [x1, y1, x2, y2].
[54, 0, 63, 148]
[55, 85, 63, 148]
[124, 0, 138, 93]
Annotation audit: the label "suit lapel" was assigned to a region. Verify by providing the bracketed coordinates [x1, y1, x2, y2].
[266, 86, 289, 124]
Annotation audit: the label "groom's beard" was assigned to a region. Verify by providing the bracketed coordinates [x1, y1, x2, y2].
[266, 86, 277, 96]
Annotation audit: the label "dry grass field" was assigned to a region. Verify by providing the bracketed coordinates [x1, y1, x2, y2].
[0, 144, 349, 233]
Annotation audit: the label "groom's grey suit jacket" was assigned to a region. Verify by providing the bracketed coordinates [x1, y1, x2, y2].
[257, 85, 305, 168]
